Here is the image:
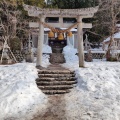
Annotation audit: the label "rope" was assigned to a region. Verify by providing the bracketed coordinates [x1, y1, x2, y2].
[41, 22, 79, 33]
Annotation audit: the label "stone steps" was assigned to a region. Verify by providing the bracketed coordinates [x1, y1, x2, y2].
[38, 85, 74, 90]
[36, 77, 77, 82]
[42, 90, 70, 95]
[38, 70, 74, 74]
[36, 65, 77, 95]
[38, 74, 75, 77]
[37, 80, 77, 85]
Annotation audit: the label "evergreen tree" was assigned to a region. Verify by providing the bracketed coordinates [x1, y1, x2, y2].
[49, 0, 99, 9]
[23, 0, 45, 8]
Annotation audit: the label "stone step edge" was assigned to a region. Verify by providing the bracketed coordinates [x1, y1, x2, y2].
[36, 80, 77, 85]
[38, 74, 75, 77]
[42, 90, 70, 95]
[36, 77, 77, 81]
[38, 85, 75, 90]
[38, 71, 75, 74]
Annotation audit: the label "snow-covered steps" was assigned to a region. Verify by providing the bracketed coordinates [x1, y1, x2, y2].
[36, 65, 77, 95]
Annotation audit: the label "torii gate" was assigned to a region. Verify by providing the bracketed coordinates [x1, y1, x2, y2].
[23, 4, 98, 67]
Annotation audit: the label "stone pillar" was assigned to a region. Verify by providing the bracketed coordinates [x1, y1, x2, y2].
[36, 16, 45, 67]
[77, 16, 85, 67]
[59, 17, 63, 26]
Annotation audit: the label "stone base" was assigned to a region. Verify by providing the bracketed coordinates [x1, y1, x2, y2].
[36, 65, 46, 70]
[49, 53, 65, 64]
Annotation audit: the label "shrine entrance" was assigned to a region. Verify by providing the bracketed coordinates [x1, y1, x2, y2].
[23, 4, 98, 67]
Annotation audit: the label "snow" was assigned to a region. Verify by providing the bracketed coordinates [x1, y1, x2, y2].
[36, 28, 77, 32]
[32, 45, 52, 54]
[61, 28, 77, 31]
[86, 49, 105, 53]
[63, 46, 78, 64]
[1, 45, 120, 119]
[42, 44, 52, 53]
[63, 46, 120, 120]
[63, 46, 105, 56]
[41, 54, 51, 68]
[90, 50, 105, 53]
[33, 45, 51, 68]
[0, 63, 48, 120]
[104, 32, 120, 42]
[64, 61, 120, 120]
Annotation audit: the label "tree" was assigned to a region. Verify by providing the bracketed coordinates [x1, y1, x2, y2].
[47, 0, 99, 9]
[0, 0, 28, 51]
[94, 0, 120, 60]
[23, 0, 46, 8]
[0, 0, 18, 42]
[0, 0, 20, 63]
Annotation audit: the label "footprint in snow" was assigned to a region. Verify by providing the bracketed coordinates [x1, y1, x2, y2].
[85, 73, 93, 77]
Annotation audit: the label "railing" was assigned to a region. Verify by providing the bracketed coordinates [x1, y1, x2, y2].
[84, 50, 106, 60]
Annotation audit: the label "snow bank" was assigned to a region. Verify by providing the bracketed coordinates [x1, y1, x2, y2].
[0, 63, 48, 120]
[65, 62, 120, 120]
[33, 54, 50, 68]
[42, 44, 52, 53]
[26, 45, 52, 54]
[63, 46, 78, 68]
[42, 54, 50, 68]
[63, 46, 120, 120]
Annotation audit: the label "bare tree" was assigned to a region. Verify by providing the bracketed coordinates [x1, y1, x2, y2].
[0, 0, 19, 63]
[94, 0, 120, 60]
[106, 0, 120, 60]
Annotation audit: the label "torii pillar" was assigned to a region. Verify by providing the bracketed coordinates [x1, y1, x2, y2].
[36, 15, 45, 67]
[77, 16, 84, 67]
[23, 4, 98, 68]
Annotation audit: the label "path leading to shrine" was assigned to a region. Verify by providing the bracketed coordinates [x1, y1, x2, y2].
[36, 64, 77, 95]
[33, 64, 77, 120]
[32, 95, 66, 120]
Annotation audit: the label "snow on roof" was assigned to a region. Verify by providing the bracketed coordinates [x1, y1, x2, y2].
[44, 28, 77, 32]
[44, 28, 50, 31]
[104, 32, 120, 42]
[116, 24, 120, 27]
[60, 28, 77, 32]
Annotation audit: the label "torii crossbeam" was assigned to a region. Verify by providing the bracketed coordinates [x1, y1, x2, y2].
[23, 4, 98, 67]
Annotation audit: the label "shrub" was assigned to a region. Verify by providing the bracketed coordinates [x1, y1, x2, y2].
[10, 37, 21, 51]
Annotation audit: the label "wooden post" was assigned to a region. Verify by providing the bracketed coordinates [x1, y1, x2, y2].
[36, 16, 45, 67]
[77, 16, 85, 67]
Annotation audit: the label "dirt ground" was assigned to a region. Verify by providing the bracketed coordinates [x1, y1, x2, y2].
[32, 95, 67, 120]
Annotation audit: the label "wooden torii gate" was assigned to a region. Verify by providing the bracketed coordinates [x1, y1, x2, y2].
[23, 4, 98, 67]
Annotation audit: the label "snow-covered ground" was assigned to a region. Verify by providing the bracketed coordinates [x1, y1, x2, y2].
[0, 45, 51, 120]
[0, 45, 120, 120]
[63, 46, 120, 120]
[0, 63, 48, 120]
